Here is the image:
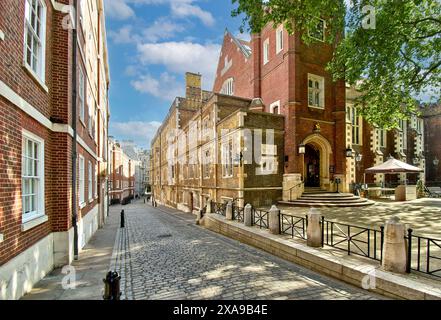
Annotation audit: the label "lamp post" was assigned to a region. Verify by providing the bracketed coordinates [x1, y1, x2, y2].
[434, 156, 439, 181]
[298, 144, 306, 182]
[355, 152, 363, 184]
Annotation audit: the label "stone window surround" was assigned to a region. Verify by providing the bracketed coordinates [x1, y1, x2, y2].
[79, 154, 86, 207]
[309, 17, 326, 42]
[308, 73, 325, 109]
[263, 38, 269, 65]
[276, 25, 283, 54]
[23, 0, 47, 85]
[22, 129, 46, 226]
[270, 100, 281, 115]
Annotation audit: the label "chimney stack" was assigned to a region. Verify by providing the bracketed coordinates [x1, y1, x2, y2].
[185, 72, 202, 102]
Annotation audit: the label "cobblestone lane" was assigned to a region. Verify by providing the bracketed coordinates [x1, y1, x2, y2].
[112, 201, 384, 300]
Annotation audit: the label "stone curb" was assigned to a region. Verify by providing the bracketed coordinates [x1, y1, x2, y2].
[202, 214, 441, 300]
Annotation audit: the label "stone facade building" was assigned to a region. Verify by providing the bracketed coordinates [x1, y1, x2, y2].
[109, 138, 135, 203]
[212, 27, 425, 198]
[423, 104, 441, 184]
[138, 149, 151, 194]
[151, 73, 284, 211]
[0, 0, 110, 299]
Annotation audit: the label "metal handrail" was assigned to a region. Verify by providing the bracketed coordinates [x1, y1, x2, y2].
[288, 182, 303, 201]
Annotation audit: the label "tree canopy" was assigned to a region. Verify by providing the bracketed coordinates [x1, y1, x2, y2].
[232, 0, 441, 129]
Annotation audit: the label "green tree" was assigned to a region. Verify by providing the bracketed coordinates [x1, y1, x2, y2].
[232, 0, 441, 129]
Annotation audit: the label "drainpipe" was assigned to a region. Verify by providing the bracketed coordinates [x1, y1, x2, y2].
[71, 0, 79, 260]
[107, 99, 110, 217]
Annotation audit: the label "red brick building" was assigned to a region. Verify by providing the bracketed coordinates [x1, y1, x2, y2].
[109, 137, 135, 204]
[423, 104, 441, 184]
[213, 27, 425, 198]
[0, 0, 110, 299]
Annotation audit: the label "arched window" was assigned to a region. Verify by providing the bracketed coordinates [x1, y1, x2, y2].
[221, 78, 234, 96]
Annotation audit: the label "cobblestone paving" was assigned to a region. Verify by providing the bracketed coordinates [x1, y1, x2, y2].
[112, 201, 384, 300]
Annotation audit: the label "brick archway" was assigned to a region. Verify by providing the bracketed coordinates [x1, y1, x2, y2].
[302, 133, 333, 190]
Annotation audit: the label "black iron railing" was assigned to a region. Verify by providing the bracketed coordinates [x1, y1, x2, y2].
[280, 213, 307, 240]
[322, 219, 384, 262]
[213, 202, 227, 216]
[200, 205, 207, 218]
[252, 208, 269, 229]
[233, 205, 244, 222]
[406, 229, 441, 278]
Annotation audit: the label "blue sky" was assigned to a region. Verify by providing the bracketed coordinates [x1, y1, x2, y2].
[105, 0, 248, 148]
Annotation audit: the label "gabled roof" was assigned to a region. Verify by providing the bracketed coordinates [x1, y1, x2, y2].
[225, 28, 252, 58]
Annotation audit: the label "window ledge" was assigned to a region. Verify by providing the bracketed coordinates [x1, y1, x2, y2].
[89, 198, 94, 204]
[0, 233, 4, 243]
[79, 202, 87, 209]
[22, 63, 49, 93]
[21, 215, 48, 232]
[308, 105, 325, 110]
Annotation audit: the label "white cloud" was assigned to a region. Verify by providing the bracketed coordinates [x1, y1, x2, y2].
[171, 2, 215, 26]
[105, 0, 214, 26]
[104, 0, 135, 20]
[131, 72, 184, 100]
[142, 18, 185, 42]
[110, 121, 162, 148]
[137, 41, 221, 89]
[109, 19, 185, 44]
[108, 25, 140, 44]
[124, 65, 139, 76]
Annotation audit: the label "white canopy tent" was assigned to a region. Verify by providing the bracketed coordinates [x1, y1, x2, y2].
[364, 156, 423, 185]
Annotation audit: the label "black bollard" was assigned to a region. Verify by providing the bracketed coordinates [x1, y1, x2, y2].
[103, 271, 121, 300]
[120, 210, 125, 228]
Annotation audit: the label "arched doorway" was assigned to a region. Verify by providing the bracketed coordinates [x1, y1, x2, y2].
[302, 133, 333, 190]
[305, 144, 320, 187]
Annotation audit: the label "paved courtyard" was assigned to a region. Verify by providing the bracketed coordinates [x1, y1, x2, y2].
[113, 201, 383, 300]
[279, 198, 441, 238]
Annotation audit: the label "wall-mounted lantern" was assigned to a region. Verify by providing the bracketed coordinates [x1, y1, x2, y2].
[298, 144, 306, 155]
[355, 153, 363, 163]
[434, 156, 440, 167]
[345, 148, 353, 158]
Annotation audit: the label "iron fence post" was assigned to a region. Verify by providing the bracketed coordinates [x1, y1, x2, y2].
[278, 211, 281, 235]
[120, 210, 125, 228]
[406, 228, 413, 273]
[380, 225, 384, 262]
[321, 216, 325, 248]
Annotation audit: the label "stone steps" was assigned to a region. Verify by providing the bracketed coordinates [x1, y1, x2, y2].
[280, 191, 374, 207]
[279, 199, 375, 207]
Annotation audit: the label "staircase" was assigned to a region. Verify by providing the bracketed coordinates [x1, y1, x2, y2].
[280, 187, 374, 207]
